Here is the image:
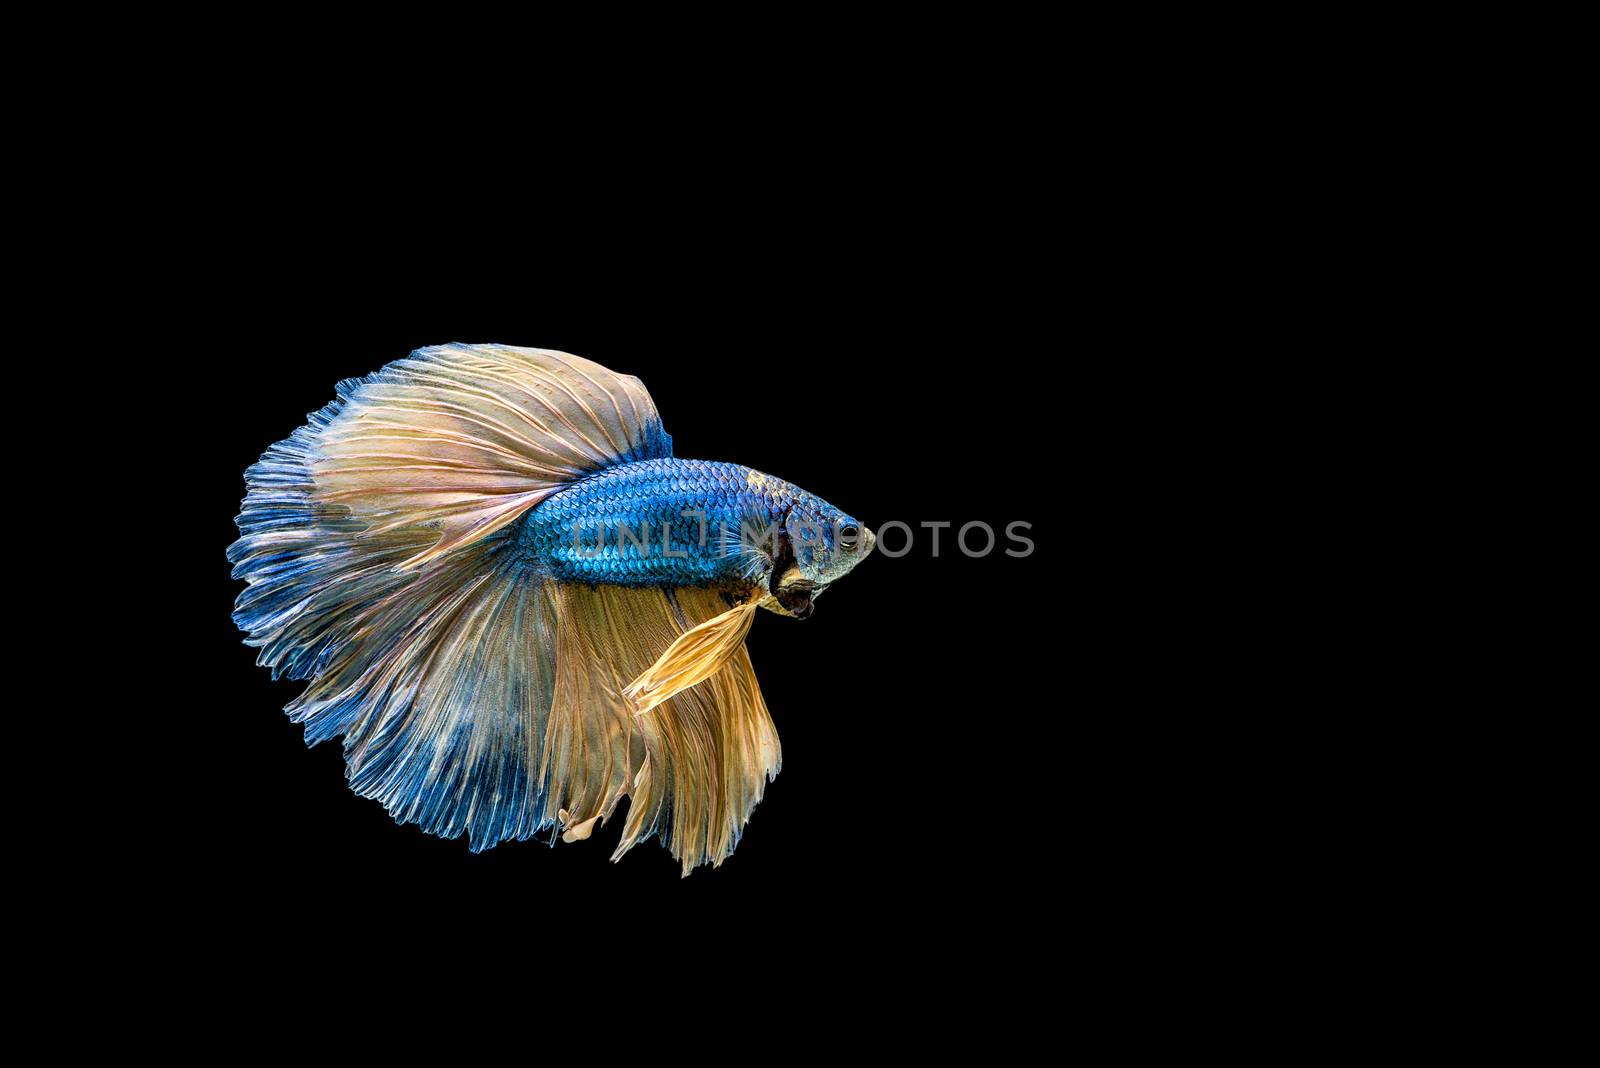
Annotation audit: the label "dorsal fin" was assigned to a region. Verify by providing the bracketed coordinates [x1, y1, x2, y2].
[312, 343, 671, 569]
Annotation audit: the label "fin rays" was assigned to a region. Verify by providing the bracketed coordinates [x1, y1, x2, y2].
[311, 343, 671, 571]
[622, 599, 760, 714]
[555, 585, 781, 874]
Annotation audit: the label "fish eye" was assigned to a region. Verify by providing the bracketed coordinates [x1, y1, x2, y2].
[838, 523, 860, 548]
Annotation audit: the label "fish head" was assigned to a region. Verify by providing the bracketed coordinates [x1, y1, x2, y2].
[766, 495, 873, 616]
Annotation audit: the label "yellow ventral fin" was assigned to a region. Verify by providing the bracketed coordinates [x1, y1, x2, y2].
[622, 599, 761, 714]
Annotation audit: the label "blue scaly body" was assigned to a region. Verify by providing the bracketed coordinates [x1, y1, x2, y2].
[521, 457, 837, 587]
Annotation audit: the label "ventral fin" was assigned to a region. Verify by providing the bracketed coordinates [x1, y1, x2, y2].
[622, 599, 760, 714]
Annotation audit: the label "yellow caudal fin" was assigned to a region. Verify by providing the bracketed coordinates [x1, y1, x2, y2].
[231, 343, 783, 871]
[230, 343, 672, 854]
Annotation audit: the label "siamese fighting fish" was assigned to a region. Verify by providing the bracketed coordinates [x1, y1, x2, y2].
[228, 344, 873, 873]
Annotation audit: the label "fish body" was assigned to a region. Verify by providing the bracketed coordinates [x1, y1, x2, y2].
[523, 457, 864, 590]
[229, 343, 871, 873]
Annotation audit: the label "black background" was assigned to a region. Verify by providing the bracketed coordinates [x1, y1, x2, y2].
[164, 214, 1164, 970]
[32, 31, 1349, 1029]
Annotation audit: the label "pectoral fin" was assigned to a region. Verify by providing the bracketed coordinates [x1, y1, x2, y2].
[622, 599, 759, 714]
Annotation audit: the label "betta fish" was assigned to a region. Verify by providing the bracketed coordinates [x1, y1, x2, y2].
[228, 343, 872, 873]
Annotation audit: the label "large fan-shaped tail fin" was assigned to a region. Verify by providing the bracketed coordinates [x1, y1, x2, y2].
[228, 344, 676, 852]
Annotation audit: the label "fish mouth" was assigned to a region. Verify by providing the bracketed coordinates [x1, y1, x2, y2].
[772, 572, 819, 618]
